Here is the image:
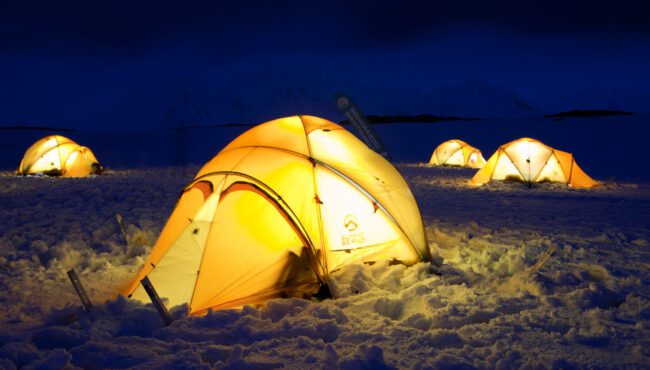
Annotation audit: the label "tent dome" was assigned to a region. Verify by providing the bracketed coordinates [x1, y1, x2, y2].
[126, 115, 429, 314]
[470, 137, 597, 188]
[17, 135, 103, 177]
[429, 139, 486, 168]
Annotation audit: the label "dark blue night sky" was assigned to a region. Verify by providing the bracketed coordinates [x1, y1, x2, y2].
[1, 0, 649, 130]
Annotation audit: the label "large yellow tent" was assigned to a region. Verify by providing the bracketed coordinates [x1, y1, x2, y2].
[470, 138, 597, 188]
[429, 139, 486, 168]
[125, 115, 430, 314]
[17, 135, 103, 177]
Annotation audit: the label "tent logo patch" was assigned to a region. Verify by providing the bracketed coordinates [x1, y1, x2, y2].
[343, 214, 358, 231]
[342, 214, 365, 247]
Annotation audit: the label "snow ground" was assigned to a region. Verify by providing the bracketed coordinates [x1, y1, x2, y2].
[1, 164, 649, 369]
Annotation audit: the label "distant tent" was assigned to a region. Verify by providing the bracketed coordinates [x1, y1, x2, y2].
[125, 115, 430, 314]
[17, 135, 103, 177]
[470, 138, 597, 188]
[429, 139, 486, 168]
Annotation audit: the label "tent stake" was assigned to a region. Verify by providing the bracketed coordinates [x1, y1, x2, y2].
[526, 244, 557, 275]
[141, 276, 174, 326]
[115, 213, 129, 245]
[67, 269, 93, 312]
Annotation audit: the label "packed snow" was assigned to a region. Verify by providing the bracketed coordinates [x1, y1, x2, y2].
[1, 158, 649, 368]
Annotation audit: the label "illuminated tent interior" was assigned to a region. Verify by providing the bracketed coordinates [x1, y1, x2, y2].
[17, 135, 103, 177]
[429, 139, 486, 168]
[470, 137, 597, 188]
[125, 115, 430, 315]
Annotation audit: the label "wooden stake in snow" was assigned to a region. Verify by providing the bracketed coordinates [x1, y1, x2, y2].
[526, 244, 556, 275]
[141, 276, 174, 326]
[67, 269, 93, 312]
[497, 244, 557, 295]
[115, 213, 129, 245]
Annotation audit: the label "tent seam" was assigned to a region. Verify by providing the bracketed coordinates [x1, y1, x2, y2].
[298, 116, 331, 281]
[188, 178, 226, 312]
[531, 150, 556, 183]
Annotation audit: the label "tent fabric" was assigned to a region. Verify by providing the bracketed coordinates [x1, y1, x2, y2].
[470, 138, 597, 188]
[17, 135, 103, 177]
[429, 139, 486, 168]
[125, 115, 430, 315]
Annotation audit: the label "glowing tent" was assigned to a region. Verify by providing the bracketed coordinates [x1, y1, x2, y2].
[125, 115, 430, 314]
[470, 138, 597, 188]
[17, 135, 103, 177]
[429, 139, 486, 168]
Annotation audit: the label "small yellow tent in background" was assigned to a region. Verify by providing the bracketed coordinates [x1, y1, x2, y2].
[18, 135, 103, 177]
[125, 115, 430, 314]
[429, 139, 486, 168]
[470, 138, 597, 188]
